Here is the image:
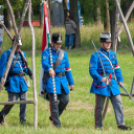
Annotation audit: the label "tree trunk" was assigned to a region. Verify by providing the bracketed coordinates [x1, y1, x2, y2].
[104, 0, 110, 31]
[115, 0, 134, 56]
[122, 0, 132, 22]
[62, 0, 69, 23]
[3, 8, 11, 29]
[17, 8, 21, 20]
[93, 0, 101, 25]
[96, 7, 101, 25]
[109, 0, 120, 52]
[48, 0, 52, 12]
[69, 0, 81, 48]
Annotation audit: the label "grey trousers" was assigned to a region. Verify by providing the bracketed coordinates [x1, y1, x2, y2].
[0, 91, 27, 122]
[95, 94, 125, 128]
[48, 87, 69, 127]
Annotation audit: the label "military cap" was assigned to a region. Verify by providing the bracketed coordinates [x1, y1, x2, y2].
[100, 32, 112, 42]
[52, 33, 63, 44]
[12, 35, 23, 46]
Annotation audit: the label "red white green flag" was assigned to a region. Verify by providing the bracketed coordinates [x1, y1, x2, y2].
[41, 2, 51, 51]
[39, 2, 51, 97]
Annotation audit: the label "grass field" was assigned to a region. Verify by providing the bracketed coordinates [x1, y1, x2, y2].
[0, 24, 134, 133]
[0, 47, 134, 134]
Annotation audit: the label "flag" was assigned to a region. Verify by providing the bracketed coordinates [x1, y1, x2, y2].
[42, 2, 51, 51]
[39, 2, 51, 97]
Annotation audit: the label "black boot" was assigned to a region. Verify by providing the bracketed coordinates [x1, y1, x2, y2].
[118, 125, 133, 130]
[20, 119, 26, 124]
[49, 116, 52, 121]
[49, 116, 61, 127]
[0, 115, 4, 125]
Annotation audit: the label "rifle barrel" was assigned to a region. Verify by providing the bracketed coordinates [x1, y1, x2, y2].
[91, 40, 106, 77]
[121, 85, 134, 103]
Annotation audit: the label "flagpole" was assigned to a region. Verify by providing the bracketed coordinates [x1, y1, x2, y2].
[46, 1, 57, 102]
[49, 47, 57, 102]
[39, 1, 57, 102]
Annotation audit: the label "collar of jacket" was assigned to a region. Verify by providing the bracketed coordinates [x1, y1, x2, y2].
[51, 47, 60, 54]
[10, 47, 21, 55]
[100, 48, 110, 55]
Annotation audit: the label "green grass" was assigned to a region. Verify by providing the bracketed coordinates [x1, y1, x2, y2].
[0, 48, 134, 133]
[1, 24, 134, 133]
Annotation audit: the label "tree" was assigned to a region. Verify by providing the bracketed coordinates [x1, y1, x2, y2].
[10, 0, 25, 20]
[62, 0, 69, 23]
[3, 8, 11, 29]
[1, 0, 24, 29]
[69, 0, 81, 48]
[104, 0, 110, 31]
[93, 0, 101, 25]
[109, 0, 120, 51]
[122, 0, 132, 22]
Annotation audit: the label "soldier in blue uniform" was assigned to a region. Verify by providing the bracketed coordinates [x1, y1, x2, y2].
[0, 36, 33, 125]
[89, 32, 132, 130]
[41, 33, 74, 127]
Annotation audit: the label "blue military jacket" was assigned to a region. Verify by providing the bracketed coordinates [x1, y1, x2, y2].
[0, 47, 31, 93]
[41, 47, 74, 94]
[89, 48, 123, 96]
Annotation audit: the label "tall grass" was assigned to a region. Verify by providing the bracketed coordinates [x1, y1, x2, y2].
[2, 22, 134, 51]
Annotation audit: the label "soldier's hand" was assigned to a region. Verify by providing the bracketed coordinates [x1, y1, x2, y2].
[119, 82, 123, 87]
[49, 68, 55, 77]
[101, 77, 109, 85]
[30, 75, 33, 80]
[70, 85, 74, 91]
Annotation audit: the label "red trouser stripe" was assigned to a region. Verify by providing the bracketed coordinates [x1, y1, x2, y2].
[95, 95, 97, 128]
[48, 94, 54, 125]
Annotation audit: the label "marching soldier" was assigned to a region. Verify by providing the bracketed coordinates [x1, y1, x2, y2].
[89, 32, 132, 130]
[41, 33, 74, 127]
[0, 36, 33, 125]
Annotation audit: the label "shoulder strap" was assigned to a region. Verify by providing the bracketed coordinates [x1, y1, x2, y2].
[10, 52, 19, 72]
[53, 49, 64, 70]
[19, 50, 28, 66]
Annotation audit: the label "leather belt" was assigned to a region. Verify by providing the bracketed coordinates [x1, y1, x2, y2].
[99, 73, 115, 79]
[45, 72, 65, 77]
[10, 73, 25, 76]
[56, 73, 65, 77]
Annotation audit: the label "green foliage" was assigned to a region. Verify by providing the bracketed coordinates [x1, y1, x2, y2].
[79, 0, 94, 24]
[0, 0, 4, 5]
[10, 0, 24, 11]
[32, 0, 41, 15]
